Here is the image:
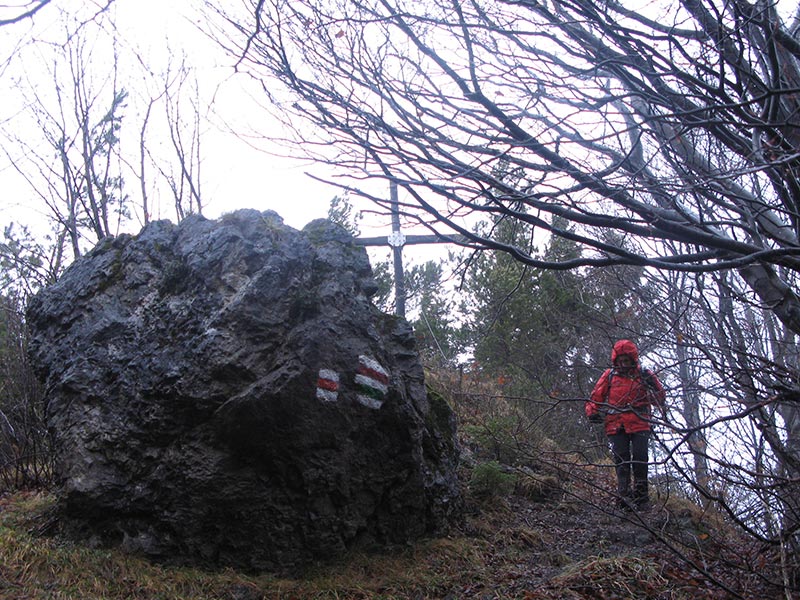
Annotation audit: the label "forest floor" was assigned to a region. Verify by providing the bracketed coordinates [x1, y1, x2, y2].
[0, 379, 790, 599]
[0, 456, 784, 599]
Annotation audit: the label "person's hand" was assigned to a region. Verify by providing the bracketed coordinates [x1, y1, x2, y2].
[588, 413, 604, 424]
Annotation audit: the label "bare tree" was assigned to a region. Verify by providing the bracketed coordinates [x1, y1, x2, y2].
[2, 3, 207, 264]
[1, 1, 116, 77]
[205, 0, 800, 331]
[161, 59, 204, 221]
[130, 55, 205, 225]
[1, 1, 115, 27]
[203, 0, 800, 589]
[0, 0, 52, 26]
[644, 268, 780, 504]
[635, 271, 715, 497]
[1, 19, 129, 261]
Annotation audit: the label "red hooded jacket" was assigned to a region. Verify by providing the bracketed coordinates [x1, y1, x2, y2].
[586, 340, 666, 435]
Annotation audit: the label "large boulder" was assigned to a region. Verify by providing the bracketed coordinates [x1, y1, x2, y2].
[27, 209, 462, 572]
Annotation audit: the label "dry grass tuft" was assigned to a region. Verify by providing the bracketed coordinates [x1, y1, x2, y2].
[546, 555, 691, 600]
[0, 490, 499, 600]
[514, 470, 562, 502]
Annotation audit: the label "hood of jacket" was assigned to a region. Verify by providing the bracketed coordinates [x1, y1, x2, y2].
[611, 339, 639, 365]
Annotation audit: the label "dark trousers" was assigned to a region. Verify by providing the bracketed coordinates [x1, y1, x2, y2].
[608, 431, 650, 504]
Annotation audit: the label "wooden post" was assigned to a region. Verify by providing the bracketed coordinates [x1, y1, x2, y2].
[389, 181, 406, 318]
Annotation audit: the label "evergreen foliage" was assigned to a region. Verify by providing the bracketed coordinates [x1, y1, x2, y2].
[326, 194, 361, 237]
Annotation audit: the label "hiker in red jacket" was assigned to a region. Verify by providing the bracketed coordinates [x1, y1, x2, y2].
[586, 339, 666, 511]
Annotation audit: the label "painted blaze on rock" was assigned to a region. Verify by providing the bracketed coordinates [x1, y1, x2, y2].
[355, 355, 390, 409]
[26, 209, 462, 573]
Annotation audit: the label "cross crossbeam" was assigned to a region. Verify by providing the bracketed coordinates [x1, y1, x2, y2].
[352, 183, 466, 318]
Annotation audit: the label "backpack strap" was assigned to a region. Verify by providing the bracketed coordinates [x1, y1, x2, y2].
[605, 367, 655, 408]
[603, 369, 614, 403]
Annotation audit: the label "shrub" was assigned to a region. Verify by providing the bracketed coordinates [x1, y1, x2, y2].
[469, 460, 516, 499]
[463, 415, 521, 465]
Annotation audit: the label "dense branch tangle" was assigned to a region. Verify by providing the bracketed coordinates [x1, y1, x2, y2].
[209, 0, 800, 333]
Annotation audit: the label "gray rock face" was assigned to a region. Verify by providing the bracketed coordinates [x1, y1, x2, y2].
[27, 210, 462, 572]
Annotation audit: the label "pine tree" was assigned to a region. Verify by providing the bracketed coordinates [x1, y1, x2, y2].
[462, 213, 652, 449]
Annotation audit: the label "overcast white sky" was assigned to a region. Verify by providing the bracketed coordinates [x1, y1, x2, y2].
[0, 0, 344, 232]
[0, 0, 441, 273]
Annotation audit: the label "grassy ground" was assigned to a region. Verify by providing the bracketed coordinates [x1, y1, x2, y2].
[1, 489, 499, 600]
[0, 475, 780, 599]
[0, 378, 786, 599]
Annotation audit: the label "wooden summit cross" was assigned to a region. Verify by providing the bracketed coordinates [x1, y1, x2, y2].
[353, 182, 465, 319]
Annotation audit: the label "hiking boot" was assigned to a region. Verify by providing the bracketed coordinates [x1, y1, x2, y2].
[633, 491, 653, 511]
[633, 480, 650, 511]
[616, 496, 634, 511]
